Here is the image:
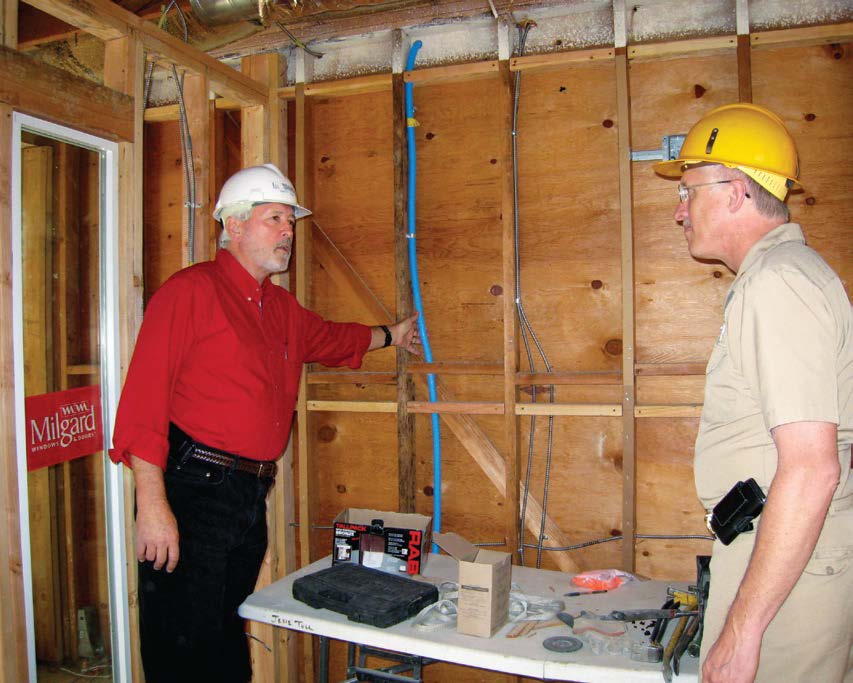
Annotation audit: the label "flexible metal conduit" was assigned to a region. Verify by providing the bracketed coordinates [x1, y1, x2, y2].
[405, 40, 442, 544]
[144, 1, 197, 264]
[512, 22, 557, 569]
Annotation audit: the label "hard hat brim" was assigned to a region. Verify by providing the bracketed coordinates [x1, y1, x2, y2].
[213, 202, 313, 222]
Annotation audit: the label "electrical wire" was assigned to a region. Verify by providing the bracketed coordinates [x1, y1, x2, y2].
[512, 20, 555, 570]
[276, 21, 324, 59]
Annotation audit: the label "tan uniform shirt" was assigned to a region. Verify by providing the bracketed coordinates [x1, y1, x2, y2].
[695, 223, 852, 508]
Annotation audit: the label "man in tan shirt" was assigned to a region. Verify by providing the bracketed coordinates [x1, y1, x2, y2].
[655, 104, 852, 683]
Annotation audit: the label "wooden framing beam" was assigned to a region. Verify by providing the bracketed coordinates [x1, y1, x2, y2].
[0, 101, 29, 683]
[736, 0, 752, 103]
[303, 399, 710, 419]
[404, 60, 499, 85]
[751, 21, 853, 49]
[615, 46, 636, 573]
[183, 71, 212, 264]
[307, 73, 392, 98]
[499, 57, 520, 564]
[1, 0, 17, 48]
[237, 51, 297, 683]
[510, 47, 614, 72]
[635, 405, 702, 418]
[292, 47, 318, 680]
[208, 0, 558, 59]
[393, 29, 416, 515]
[517, 403, 621, 417]
[628, 35, 736, 60]
[102, 32, 146, 683]
[144, 97, 241, 122]
[0, 45, 133, 141]
[255, 50, 301, 683]
[23, 0, 266, 105]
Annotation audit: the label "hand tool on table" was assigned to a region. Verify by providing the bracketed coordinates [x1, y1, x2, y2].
[629, 598, 676, 664]
[604, 608, 698, 621]
[687, 555, 711, 658]
[661, 590, 698, 681]
[672, 614, 700, 676]
[662, 615, 688, 683]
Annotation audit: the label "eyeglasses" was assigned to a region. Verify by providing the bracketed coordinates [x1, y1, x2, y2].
[677, 179, 749, 203]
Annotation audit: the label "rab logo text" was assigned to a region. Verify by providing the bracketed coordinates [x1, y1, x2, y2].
[406, 530, 422, 574]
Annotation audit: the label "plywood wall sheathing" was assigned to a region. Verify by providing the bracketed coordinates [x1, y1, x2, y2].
[631, 47, 738, 581]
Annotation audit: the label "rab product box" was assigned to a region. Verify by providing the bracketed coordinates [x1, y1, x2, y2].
[332, 508, 432, 576]
[434, 532, 512, 638]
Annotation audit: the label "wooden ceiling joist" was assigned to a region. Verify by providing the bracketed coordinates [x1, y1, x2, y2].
[23, 0, 267, 105]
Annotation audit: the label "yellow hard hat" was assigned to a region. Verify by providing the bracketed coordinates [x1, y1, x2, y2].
[653, 103, 800, 201]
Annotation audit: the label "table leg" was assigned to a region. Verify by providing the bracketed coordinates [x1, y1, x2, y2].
[319, 635, 330, 683]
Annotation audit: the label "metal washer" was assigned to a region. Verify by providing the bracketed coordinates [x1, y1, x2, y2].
[543, 636, 584, 653]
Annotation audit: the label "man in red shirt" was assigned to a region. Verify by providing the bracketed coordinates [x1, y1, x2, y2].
[110, 163, 419, 683]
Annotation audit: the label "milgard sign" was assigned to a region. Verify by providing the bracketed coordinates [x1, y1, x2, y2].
[25, 385, 103, 471]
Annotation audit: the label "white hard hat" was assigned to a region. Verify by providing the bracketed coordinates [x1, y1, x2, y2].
[212, 163, 311, 221]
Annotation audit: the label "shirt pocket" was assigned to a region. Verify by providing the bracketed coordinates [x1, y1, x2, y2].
[803, 507, 853, 578]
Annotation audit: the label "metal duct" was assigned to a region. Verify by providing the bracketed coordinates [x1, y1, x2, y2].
[189, 0, 272, 26]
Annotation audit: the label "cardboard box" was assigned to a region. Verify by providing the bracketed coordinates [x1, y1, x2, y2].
[434, 532, 512, 638]
[332, 508, 432, 576]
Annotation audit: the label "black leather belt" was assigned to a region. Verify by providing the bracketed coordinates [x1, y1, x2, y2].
[169, 423, 277, 479]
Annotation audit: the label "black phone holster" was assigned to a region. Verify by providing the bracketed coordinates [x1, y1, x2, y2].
[705, 478, 766, 546]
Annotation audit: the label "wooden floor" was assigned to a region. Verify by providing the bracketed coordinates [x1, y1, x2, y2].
[37, 662, 112, 682]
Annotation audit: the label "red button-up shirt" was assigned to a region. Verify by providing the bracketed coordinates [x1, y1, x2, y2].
[110, 249, 371, 469]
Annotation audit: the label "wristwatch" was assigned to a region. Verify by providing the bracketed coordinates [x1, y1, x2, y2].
[380, 324, 392, 348]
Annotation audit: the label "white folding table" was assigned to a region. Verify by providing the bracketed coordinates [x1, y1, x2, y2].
[240, 554, 700, 682]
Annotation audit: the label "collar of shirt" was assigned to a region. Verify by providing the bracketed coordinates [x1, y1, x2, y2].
[723, 222, 805, 311]
[215, 248, 273, 309]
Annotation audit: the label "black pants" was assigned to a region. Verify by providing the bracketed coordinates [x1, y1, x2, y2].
[138, 441, 273, 683]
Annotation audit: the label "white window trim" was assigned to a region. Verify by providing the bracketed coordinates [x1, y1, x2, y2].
[12, 112, 131, 683]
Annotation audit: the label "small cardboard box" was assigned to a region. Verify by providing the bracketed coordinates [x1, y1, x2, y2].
[434, 532, 512, 638]
[332, 508, 432, 576]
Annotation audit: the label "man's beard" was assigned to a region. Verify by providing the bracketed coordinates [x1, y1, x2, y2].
[272, 240, 292, 272]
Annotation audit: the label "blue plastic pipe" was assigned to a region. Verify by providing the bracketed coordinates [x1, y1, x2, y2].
[405, 40, 441, 547]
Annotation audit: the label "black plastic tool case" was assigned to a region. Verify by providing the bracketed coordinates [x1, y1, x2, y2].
[292, 563, 438, 628]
